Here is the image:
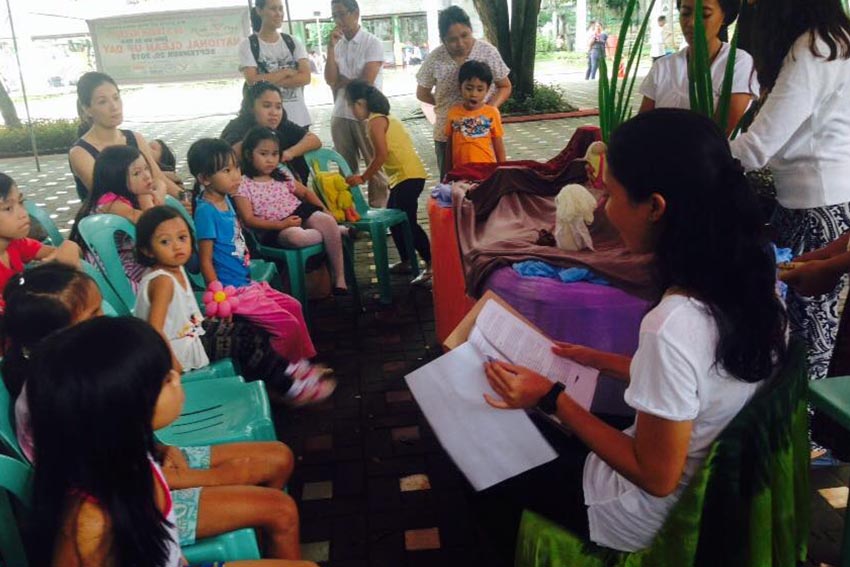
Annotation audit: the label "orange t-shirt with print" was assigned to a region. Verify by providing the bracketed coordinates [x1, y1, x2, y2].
[444, 103, 504, 167]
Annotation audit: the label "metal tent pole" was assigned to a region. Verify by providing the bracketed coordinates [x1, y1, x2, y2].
[284, 0, 293, 34]
[5, 0, 40, 172]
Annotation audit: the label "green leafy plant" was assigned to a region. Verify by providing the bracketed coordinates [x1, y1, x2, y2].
[598, 0, 657, 143]
[501, 82, 579, 115]
[0, 119, 81, 158]
[688, 0, 741, 133]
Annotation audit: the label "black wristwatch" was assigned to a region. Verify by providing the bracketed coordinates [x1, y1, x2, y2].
[536, 382, 566, 414]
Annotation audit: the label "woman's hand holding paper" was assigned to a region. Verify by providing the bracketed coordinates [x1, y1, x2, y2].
[483, 360, 553, 410]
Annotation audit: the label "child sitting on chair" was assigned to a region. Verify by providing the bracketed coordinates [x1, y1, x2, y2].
[232, 126, 350, 295]
[0, 173, 79, 312]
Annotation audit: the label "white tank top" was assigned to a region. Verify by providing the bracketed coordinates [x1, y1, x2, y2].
[149, 454, 183, 566]
[134, 267, 209, 371]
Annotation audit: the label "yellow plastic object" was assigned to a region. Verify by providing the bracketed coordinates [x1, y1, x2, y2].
[313, 169, 361, 223]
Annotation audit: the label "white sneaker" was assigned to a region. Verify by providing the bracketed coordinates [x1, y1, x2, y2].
[411, 267, 433, 287]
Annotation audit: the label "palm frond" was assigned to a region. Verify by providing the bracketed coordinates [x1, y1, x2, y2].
[598, 0, 656, 143]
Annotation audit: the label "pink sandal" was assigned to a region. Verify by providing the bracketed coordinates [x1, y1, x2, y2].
[285, 361, 337, 407]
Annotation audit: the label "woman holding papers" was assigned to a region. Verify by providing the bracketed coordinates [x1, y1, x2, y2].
[479, 109, 787, 553]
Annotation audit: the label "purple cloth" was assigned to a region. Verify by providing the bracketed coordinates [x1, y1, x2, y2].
[483, 266, 650, 415]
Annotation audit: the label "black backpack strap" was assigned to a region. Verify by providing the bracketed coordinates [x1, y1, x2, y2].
[249, 33, 270, 74]
[281, 33, 296, 58]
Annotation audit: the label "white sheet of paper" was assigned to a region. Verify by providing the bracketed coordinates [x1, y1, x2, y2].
[405, 342, 558, 491]
[468, 300, 600, 410]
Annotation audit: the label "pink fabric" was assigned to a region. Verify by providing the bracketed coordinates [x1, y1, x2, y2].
[95, 192, 133, 211]
[237, 176, 301, 221]
[232, 281, 316, 361]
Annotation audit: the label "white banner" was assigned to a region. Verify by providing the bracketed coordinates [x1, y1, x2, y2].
[88, 7, 250, 84]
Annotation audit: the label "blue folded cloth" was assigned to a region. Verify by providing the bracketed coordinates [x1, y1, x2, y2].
[513, 260, 610, 285]
[430, 183, 453, 208]
[773, 244, 793, 300]
[773, 244, 793, 265]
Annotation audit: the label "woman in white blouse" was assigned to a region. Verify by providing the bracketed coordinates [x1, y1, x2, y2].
[476, 110, 787, 554]
[639, 0, 758, 135]
[731, 0, 850, 382]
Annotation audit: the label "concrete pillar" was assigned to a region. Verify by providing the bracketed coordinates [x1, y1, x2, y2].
[425, 0, 440, 52]
[575, 0, 587, 52]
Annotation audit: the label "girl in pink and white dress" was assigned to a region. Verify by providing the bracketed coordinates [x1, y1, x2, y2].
[233, 126, 350, 294]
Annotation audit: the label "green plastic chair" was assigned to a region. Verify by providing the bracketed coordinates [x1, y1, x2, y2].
[0, 451, 260, 566]
[81, 259, 130, 317]
[515, 340, 810, 567]
[163, 195, 281, 292]
[24, 201, 64, 246]
[156, 377, 275, 446]
[183, 528, 262, 563]
[0, 455, 32, 567]
[76, 215, 273, 443]
[306, 148, 419, 304]
[809, 376, 850, 567]
[1, 375, 261, 565]
[243, 230, 324, 320]
[76, 214, 137, 314]
[0, 378, 27, 463]
[242, 229, 362, 323]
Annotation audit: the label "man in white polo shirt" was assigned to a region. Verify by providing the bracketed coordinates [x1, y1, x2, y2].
[324, 0, 389, 208]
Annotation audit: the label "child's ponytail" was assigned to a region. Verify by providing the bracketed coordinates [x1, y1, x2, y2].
[1, 264, 96, 398]
[187, 138, 239, 209]
[346, 79, 391, 115]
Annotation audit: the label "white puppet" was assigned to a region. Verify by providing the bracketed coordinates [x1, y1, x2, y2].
[554, 183, 598, 251]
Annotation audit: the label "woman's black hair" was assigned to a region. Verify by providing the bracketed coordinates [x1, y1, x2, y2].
[1, 263, 97, 398]
[240, 81, 287, 123]
[240, 126, 292, 184]
[438, 5, 472, 40]
[69, 145, 145, 245]
[134, 206, 192, 266]
[28, 316, 173, 567]
[153, 139, 177, 172]
[187, 138, 239, 206]
[458, 60, 493, 87]
[75, 71, 119, 136]
[0, 172, 16, 201]
[676, 0, 740, 26]
[748, 0, 850, 92]
[345, 79, 391, 115]
[607, 109, 787, 384]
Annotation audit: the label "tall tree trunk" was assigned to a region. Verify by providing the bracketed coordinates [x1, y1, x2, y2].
[0, 77, 22, 128]
[472, 0, 512, 69]
[511, 0, 542, 100]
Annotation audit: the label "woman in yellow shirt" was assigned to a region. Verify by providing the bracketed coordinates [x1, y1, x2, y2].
[346, 80, 432, 285]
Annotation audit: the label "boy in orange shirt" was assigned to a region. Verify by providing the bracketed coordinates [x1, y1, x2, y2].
[444, 60, 507, 174]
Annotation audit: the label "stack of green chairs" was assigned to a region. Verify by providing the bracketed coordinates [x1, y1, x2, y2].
[514, 340, 810, 567]
[0, 375, 263, 563]
[75, 214, 276, 447]
[305, 148, 419, 304]
[0, 455, 31, 567]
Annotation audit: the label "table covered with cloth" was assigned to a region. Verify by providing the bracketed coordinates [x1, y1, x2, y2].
[483, 267, 648, 414]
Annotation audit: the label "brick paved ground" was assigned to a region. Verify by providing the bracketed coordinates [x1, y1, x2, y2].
[2, 71, 845, 566]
